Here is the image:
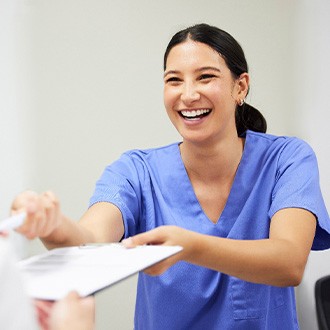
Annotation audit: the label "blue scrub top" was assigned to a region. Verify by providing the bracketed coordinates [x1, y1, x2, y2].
[90, 130, 330, 330]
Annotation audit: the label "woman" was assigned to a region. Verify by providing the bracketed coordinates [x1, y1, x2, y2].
[12, 24, 330, 329]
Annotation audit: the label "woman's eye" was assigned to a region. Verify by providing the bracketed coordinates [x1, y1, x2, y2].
[165, 77, 181, 83]
[199, 74, 216, 80]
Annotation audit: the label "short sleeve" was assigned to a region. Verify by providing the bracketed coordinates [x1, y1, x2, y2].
[268, 138, 330, 250]
[89, 152, 142, 238]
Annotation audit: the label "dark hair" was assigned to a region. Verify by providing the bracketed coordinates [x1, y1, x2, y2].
[164, 23, 267, 136]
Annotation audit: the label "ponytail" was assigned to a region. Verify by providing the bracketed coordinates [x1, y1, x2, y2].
[235, 103, 267, 136]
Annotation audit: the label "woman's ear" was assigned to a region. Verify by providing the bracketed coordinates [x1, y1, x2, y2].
[236, 72, 249, 102]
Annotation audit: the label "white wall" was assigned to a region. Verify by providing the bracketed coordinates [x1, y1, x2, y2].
[0, 0, 35, 256]
[293, 2, 330, 329]
[2, 0, 329, 329]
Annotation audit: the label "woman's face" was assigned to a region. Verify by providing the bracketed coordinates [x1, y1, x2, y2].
[163, 39, 248, 145]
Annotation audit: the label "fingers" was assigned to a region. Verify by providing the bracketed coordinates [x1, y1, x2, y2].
[11, 190, 61, 239]
[48, 292, 95, 330]
[34, 299, 55, 330]
[122, 227, 169, 248]
[74, 293, 95, 316]
[64, 291, 95, 312]
[0, 231, 8, 237]
[122, 233, 153, 248]
[11, 190, 37, 213]
[63, 291, 80, 300]
[122, 226, 185, 276]
[143, 255, 181, 276]
[34, 293, 95, 330]
[40, 191, 61, 237]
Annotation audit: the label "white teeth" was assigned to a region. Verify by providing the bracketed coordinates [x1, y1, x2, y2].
[180, 109, 210, 118]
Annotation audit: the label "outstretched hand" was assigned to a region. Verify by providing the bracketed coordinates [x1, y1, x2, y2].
[122, 226, 195, 275]
[11, 190, 61, 240]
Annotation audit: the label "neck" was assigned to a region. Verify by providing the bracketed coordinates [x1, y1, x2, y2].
[180, 136, 244, 182]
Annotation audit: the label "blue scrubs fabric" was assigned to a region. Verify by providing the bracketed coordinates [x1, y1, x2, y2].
[90, 130, 330, 330]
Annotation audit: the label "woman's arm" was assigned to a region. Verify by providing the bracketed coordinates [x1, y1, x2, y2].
[11, 191, 124, 249]
[123, 208, 316, 287]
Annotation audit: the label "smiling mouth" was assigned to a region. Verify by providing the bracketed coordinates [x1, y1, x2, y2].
[179, 109, 211, 120]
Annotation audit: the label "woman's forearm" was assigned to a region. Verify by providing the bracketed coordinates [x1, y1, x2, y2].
[186, 232, 306, 286]
[124, 209, 316, 287]
[41, 202, 125, 249]
[40, 214, 96, 249]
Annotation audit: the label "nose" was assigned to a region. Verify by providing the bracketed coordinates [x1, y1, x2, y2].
[180, 82, 200, 104]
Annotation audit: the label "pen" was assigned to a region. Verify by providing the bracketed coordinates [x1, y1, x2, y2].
[0, 213, 26, 231]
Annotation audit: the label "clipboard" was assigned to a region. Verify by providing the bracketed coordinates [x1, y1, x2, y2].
[18, 244, 182, 300]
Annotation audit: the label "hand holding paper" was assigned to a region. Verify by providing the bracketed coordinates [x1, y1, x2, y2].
[122, 226, 189, 276]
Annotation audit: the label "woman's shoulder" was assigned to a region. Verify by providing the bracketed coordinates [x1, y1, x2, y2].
[108, 142, 181, 173]
[246, 130, 314, 155]
[123, 142, 180, 160]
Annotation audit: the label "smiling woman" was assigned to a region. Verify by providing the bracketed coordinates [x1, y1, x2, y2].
[163, 39, 246, 147]
[10, 23, 330, 330]
[163, 23, 267, 137]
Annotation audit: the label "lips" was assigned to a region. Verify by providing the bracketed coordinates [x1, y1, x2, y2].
[179, 109, 211, 120]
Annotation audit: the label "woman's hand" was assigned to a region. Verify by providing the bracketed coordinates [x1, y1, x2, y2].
[122, 226, 195, 275]
[11, 190, 61, 240]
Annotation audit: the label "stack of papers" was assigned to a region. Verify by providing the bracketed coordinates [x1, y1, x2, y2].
[18, 244, 182, 300]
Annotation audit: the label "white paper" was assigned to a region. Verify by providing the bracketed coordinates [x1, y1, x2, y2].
[18, 244, 182, 300]
[0, 213, 26, 231]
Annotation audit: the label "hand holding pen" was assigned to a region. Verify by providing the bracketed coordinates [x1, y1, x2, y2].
[7, 190, 62, 239]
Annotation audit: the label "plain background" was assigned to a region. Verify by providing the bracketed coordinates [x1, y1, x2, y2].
[1, 0, 330, 329]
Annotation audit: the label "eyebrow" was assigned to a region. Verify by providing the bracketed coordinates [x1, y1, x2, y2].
[164, 66, 221, 78]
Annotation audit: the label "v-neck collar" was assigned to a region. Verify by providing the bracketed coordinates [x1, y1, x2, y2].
[173, 132, 250, 226]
